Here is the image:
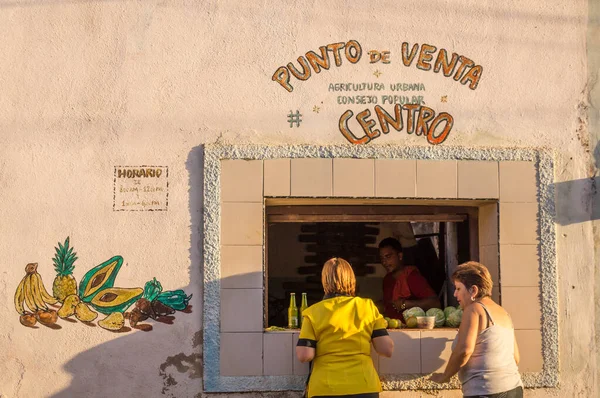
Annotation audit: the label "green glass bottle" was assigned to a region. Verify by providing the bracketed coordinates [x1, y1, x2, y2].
[288, 293, 298, 329]
[300, 292, 308, 327]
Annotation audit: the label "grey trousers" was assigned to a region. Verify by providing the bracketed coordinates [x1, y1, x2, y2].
[465, 386, 523, 398]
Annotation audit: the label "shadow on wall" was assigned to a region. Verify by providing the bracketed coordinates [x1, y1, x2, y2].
[49, 147, 207, 397]
[49, 145, 448, 397]
[553, 177, 599, 225]
[416, 335, 450, 377]
[553, 142, 599, 225]
[49, 314, 204, 398]
[377, 335, 449, 381]
[596, 141, 600, 222]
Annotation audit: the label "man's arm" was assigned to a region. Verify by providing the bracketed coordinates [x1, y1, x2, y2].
[384, 297, 403, 318]
[382, 275, 404, 318]
[395, 296, 440, 312]
[394, 270, 441, 311]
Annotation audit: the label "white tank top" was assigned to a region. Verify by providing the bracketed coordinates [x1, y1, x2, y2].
[451, 302, 523, 396]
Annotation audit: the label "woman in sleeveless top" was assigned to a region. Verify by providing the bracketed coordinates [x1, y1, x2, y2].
[430, 261, 524, 398]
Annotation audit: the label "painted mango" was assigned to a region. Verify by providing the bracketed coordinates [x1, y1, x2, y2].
[79, 256, 124, 303]
[75, 302, 98, 322]
[98, 312, 125, 331]
[89, 287, 143, 314]
[58, 294, 80, 318]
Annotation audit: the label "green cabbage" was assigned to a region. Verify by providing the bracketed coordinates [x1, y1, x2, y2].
[446, 308, 463, 327]
[403, 307, 426, 320]
[426, 308, 446, 327]
[443, 306, 457, 319]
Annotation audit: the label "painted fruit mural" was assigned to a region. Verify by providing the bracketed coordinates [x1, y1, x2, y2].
[14, 237, 192, 332]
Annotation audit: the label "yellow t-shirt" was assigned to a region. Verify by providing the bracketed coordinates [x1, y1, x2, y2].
[298, 296, 388, 398]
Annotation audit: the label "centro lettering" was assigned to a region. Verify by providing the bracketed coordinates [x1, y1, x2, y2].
[338, 104, 453, 145]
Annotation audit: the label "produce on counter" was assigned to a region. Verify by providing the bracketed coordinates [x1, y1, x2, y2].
[52, 237, 78, 302]
[426, 308, 446, 328]
[403, 307, 426, 320]
[387, 318, 401, 329]
[446, 308, 463, 327]
[265, 326, 287, 331]
[405, 316, 418, 328]
[444, 306, 457, 319]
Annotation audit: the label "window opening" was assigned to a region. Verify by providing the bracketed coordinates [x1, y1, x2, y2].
[265, 203, 478, 328]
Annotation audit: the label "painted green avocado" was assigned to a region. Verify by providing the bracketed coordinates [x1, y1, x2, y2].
[79, 256, 124, 303]
[89, 287, 143, 314]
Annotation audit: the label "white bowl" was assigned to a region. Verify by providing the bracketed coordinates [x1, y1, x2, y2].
[416, 316, 436, 329]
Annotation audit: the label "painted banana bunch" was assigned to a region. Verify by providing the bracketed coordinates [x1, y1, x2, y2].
[14, 263, 59, 326]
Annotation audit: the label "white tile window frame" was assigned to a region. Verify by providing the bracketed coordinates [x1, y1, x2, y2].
[202, 144, 557, 393]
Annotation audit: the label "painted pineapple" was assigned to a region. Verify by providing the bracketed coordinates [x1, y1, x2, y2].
[52, 237, 78, 302]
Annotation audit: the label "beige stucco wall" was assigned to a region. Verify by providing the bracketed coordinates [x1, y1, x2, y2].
[0, 1, 596, 397]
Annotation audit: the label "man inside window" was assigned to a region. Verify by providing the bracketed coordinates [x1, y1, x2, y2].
[379, 237, 441, 321]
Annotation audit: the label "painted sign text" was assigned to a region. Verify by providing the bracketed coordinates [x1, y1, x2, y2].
[272, 40, 483, 145]
[114, 166, 169, 211]
[339, 104, 453, 145]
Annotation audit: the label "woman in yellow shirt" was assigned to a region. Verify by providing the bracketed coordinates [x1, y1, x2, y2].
[296, 257, 394, 398]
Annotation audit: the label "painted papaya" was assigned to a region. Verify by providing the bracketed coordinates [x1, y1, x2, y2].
[79, 256, 123, 303]
[89, 287, 143, 314]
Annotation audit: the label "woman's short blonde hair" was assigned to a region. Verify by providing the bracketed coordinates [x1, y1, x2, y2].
[451, 261, 493, 299]
[321, 257, 356, 296]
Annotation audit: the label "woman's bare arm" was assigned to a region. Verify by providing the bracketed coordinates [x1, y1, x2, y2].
[514, 333, 520, 365]
[430, 305, 479, 383]
[372, 335, 394, 358]
[296, 346, 315, 363]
